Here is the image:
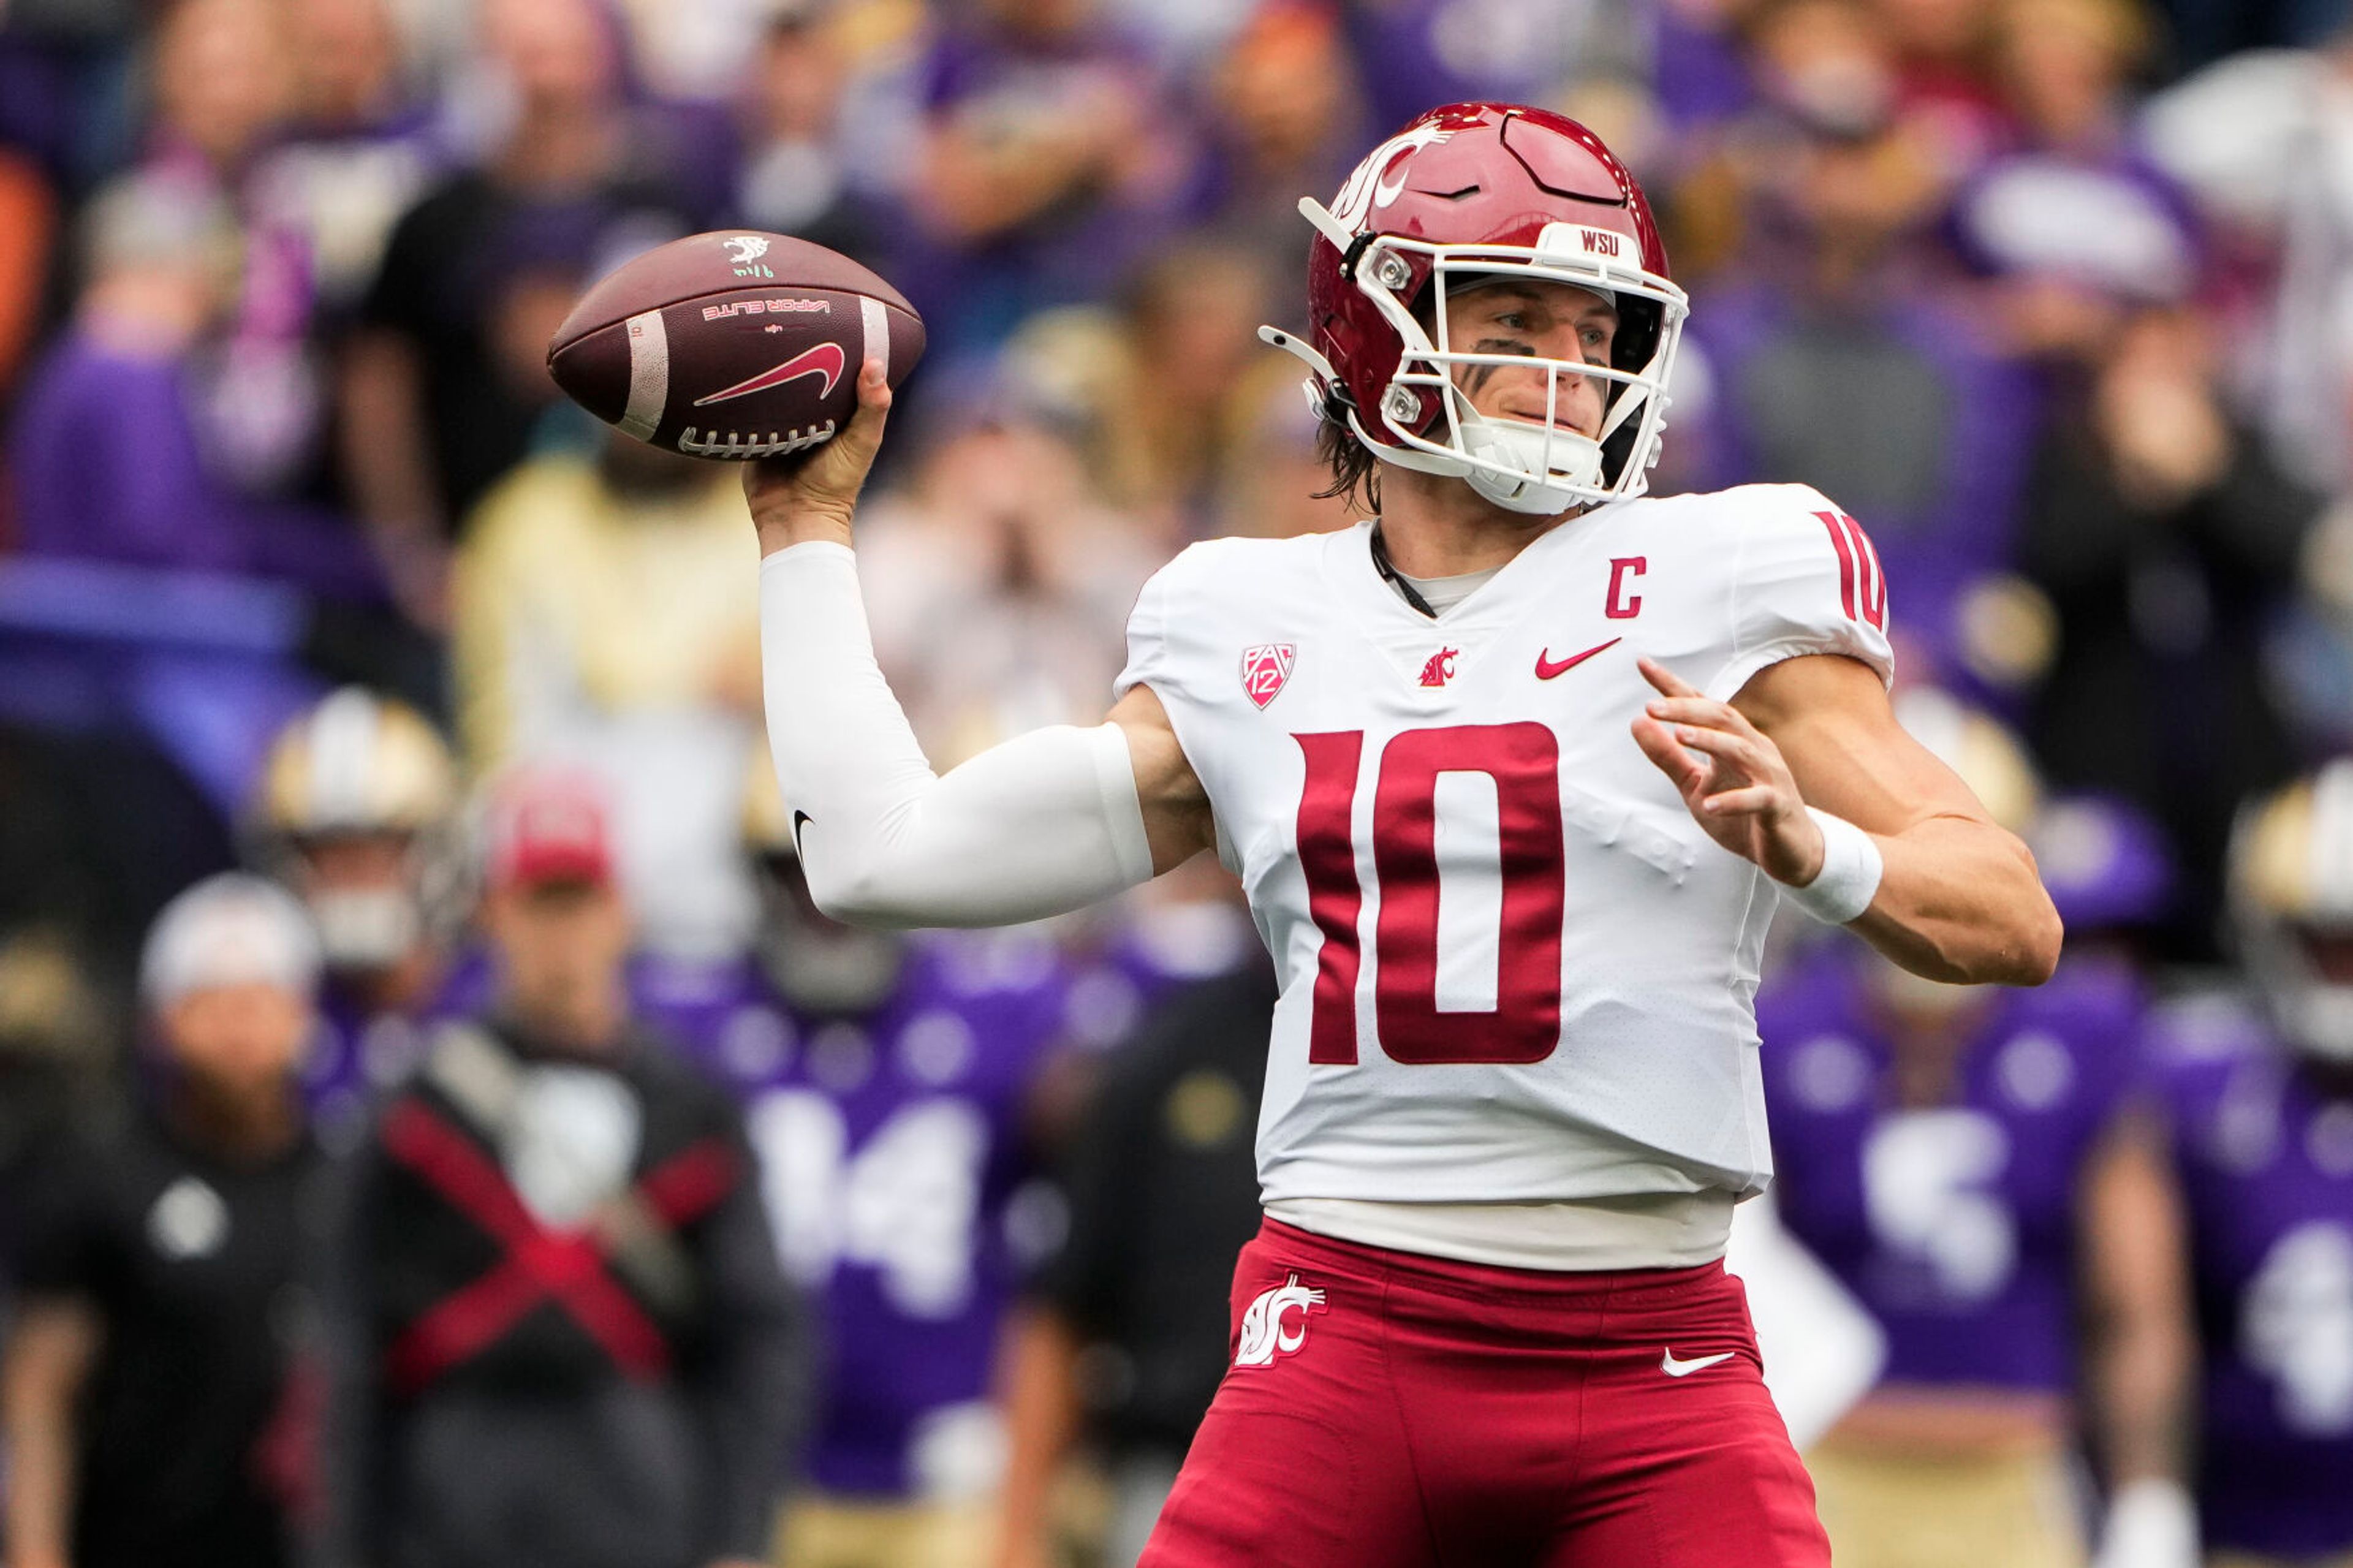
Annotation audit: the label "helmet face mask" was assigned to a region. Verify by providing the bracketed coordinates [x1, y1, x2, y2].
[2229, 760, 2353, 1066]
[1267, 102, 1690, 516]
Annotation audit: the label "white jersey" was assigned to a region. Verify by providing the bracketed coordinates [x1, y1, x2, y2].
[1115, 483, 1893, 1213]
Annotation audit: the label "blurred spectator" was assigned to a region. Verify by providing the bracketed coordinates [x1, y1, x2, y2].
[993, 889, 1271, 1568]
[244, 687, 485, 1140]
[340, 0, 711, 623]
[2145, 29, 2353, 496]
[244, 0, 439, 322]
[854, 407, 1156, 763]
[2015, 307, 2323, 961]
[1207, 349, 1366, 540]
[637, 757, 1074, 1568]
[732, 1, 882, 261]
[1189, 2, 1367, 267]
[1336, 0, 1643, 138]
[2148, 762, 2353, 1565]
[10, 169, 377, 592]
[1673, 30, 2040, 677]
[1002, 240, 1276, 529]
[2, 874, 329, 1568]
[326, 767, 804, 1568]
[898, 0, 1205, 354]
[1760, 698, 2194, 1568]
[452, 431, 761, 956]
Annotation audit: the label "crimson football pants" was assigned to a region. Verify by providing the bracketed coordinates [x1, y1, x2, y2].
[1137, 1218, 1831, 1568]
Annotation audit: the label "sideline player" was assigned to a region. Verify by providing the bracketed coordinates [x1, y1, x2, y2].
[1760, 695, 2194, 1568]
[245, 687, 483, 1136]
[2151, 763, 2353, 1568]
[750, 102, 2060, 1566]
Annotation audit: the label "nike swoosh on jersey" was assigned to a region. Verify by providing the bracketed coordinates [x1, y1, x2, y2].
[693, 343, 847, 406]
[1660, 1348, 1736, 1377]
[790, 809, 813, 858]
[1534, 637, 1622, 680]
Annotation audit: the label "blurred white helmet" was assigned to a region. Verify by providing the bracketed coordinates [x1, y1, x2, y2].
[248, 687, 463, 971]
[142, 873, 322, 1007]
[2228, 760, 2353, 1063]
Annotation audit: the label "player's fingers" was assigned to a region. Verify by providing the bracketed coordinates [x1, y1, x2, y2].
[1630, 714, 1707, 794]
[1673, 724, 1769, 776]
[835, 358, 892, 453]
[1700, 784, 1777, 817]
[1642, 695, 1740, 731]
[1637, 656, 1702, 700]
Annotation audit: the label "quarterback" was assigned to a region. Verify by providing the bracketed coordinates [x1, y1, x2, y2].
[751, 102, 2059, 1567]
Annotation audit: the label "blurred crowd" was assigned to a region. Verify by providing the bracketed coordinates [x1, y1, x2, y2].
[1, 0, 2352, 1565]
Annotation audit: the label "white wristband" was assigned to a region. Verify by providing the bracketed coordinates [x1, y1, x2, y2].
[1779, 808, 1882, 925]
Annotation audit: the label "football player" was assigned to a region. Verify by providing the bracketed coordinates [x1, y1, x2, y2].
[636, 757, 1072, 1568]
[245, 687, 481, 1134]
[2149, 763, 2353, 1568]
[1759, 693, 2195, 1568]
[750, 102, 2061, 1566]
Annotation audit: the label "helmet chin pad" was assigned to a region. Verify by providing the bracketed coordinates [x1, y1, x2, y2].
[1460, 412, 1605, 515]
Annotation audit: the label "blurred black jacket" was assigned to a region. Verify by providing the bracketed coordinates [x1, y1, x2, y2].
[322, 1017, 808, 1568]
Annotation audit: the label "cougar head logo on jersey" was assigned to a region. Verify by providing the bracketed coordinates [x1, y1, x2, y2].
[1235, 1273, 1327, 1368]
[1419, 648, 1458, 688]
[1260, 102, 1690, 516]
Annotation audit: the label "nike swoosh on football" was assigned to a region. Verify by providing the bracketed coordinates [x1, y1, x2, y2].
[1535, 637, 1622, 680]
[1660, 1348, 1736, 1377]
[693, 343, 847, 407]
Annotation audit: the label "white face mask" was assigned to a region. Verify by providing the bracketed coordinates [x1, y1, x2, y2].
[309, 888, 421, 972]
[2283, 983, 2353, 1064]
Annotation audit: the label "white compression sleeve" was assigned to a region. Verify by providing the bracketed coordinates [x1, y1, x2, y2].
[759, 541, 1156, 928]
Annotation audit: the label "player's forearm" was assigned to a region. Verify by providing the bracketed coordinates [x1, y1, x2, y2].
[2, 1306, 95, 1568]
[760, 543, 1153, 926]
[1846, 814, 2063, 985]
[2082, 1121, 2196, 1488]
[990, 1305, 1086, 1568]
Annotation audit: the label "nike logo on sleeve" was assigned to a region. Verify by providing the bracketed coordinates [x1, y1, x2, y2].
[1534, 638, 1621, 680]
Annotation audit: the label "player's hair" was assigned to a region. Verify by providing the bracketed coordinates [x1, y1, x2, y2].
[1314, 409, 1382, 517]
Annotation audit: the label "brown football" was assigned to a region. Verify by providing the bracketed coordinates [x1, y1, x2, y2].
[546, 230, 924, 461]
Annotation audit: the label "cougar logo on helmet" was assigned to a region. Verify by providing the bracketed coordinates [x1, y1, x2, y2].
[1329, 123, 1453, 233]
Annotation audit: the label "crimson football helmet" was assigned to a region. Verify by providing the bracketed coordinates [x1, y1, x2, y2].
[1262, 102, 1688, 514]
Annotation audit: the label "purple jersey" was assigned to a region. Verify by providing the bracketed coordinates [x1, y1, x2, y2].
[2153, 998, 2353, 1558]
[635, 931, 1068, 1499]
[1759, 945, 2142, 1390]
[303, 947, 491, 1141]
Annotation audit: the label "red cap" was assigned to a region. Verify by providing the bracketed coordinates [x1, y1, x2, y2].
[481, 767, 616, 890]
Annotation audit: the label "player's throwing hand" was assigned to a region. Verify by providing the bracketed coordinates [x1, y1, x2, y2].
[1631, 656, 1830, 888]
[743, 356, 893, 551]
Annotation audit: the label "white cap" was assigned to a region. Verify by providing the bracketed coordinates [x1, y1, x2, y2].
[140, 873, 323, 1007]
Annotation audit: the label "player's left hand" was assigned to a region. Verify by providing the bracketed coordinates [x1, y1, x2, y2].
[1631, 656, 1827, 887]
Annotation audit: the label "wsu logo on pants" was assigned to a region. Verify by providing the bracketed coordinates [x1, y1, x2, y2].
[1235, 1273, 1327, 1368]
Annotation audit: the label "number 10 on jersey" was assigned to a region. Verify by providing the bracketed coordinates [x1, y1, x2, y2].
[1294, 725, 1567, 1067]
